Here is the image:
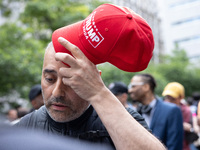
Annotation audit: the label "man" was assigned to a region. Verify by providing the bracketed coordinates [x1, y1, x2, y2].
[7, 109, 18, 122]
[16, 4, 166, 150]
[29, 84, 44, 111]
[129, 73, 183, 150]
[162, 82, 195, 150]
[109, 81, 136, 110]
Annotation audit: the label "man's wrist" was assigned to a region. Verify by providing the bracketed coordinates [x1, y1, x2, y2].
[89, 86, 110, 105]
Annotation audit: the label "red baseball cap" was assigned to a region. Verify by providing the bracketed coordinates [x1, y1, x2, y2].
[52, 3, 154, 72]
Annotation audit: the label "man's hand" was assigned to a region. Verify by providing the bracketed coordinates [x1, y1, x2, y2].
[183, 122, 192, 132]
[55, 37, 105, 101]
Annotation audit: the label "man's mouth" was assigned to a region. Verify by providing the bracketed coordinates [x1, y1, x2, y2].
[51, 103, 68, 111]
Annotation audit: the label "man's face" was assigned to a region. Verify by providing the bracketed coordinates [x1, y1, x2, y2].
[128, 76, 146, 103]
[31, 94, 44, 110]
[7, 109, 18, 121]
[41, 43, 89, 122]
[163, 95, 180, 105]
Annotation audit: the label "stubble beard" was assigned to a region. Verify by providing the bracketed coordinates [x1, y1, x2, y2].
[45, 96, 88, 123]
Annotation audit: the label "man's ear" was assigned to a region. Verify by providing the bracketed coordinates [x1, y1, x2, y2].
[122, 93, 128, 101]
[31, 100, 36, 108]
[143, 83, 150, 92]
[178, 96, 183, 103]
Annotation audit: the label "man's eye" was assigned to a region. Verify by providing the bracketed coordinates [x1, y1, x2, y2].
[45, 78, 55, 83]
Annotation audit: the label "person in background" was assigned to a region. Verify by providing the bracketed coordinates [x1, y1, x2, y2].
[163, 82, 197, 150]
[195, 93, 200, 129]
[193, 92, 200, 113]
[28, 84, 44, 111]
[6, 107, 29, 125]
[108, 81, 136, 110]
[17, 107, 29, 118]
[10, 107, 29, 125]
[6, 109, 18, 122]
[187, 97, 198, 116]
[129, 73, 183, 150]
[187, 97, 200, 150]
[187, 97, 200, 133]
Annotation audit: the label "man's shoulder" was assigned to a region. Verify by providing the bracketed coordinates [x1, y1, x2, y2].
[181, 103, 191, 112]
[15, 106, 47, 127]
[156, 99, 179, 110]
[126, 107, 151, 131]
[156, 99, 182, 116]
[86, 106, 107, 130]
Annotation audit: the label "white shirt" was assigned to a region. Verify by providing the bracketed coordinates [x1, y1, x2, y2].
[142, 99, 156, 127]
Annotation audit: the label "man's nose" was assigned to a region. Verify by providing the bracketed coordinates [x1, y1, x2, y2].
[128, 87, 133, 93]
[52, 78, 65, 97]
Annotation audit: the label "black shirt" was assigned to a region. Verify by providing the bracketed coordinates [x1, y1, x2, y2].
[16, 105, 150, 149]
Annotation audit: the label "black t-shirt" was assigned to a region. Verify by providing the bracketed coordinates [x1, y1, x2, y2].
[16, 105, 150, 149]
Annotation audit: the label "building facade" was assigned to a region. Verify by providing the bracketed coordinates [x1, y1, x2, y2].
[160, 0, 200, 60]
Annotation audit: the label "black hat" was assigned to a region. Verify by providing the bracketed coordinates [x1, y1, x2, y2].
[108, 82, 128, 95]
[29, 84, 42, 101]
[192, 92, 200, 101]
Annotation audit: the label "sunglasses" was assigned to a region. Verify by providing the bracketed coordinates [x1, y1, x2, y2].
[128, 82, 145, 89]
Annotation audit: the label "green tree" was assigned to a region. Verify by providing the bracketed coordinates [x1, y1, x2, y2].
[0, 0, 105, 98]
[0, 23, 44, 97]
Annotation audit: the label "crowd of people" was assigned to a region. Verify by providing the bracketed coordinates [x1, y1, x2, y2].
[109, 74, 200, 150]
[5, 84, 43, 125]
[1, 3, 200, 150]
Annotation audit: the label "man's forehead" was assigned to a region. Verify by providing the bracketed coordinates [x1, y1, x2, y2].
[43, 43, 68, 74]
[43, 44, 59, 68]
[42, 45, 56, 72]
[131, 76, 142, 82]
[44, 43, 55, 61]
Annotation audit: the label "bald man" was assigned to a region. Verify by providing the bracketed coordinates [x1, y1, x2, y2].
[16, 39, 165, 150]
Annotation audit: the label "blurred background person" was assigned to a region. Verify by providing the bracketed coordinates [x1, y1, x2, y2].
[6, 109, 18, 122]
[29, 84, 44, 112]
[163, 82, 199, 150]
[17, 107, 29, 118]
[187, 96, 200, 150]
[187, 96, 200, 133]
[187, 97, 198, 116]
[129, 73, 183, 150]
[11, 107, 29, 125]
[193, 92, 200, 113]
[108, 81, 135, 110]
[6, 107, 29, 125]
[195, 92, 200, 128]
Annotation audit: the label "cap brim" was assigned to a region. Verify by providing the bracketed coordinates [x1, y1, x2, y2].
[162, 90, 178, 99]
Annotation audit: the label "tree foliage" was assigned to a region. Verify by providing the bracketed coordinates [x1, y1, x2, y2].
[0, 23, 44, 97]
[0, 0, 104, 99]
